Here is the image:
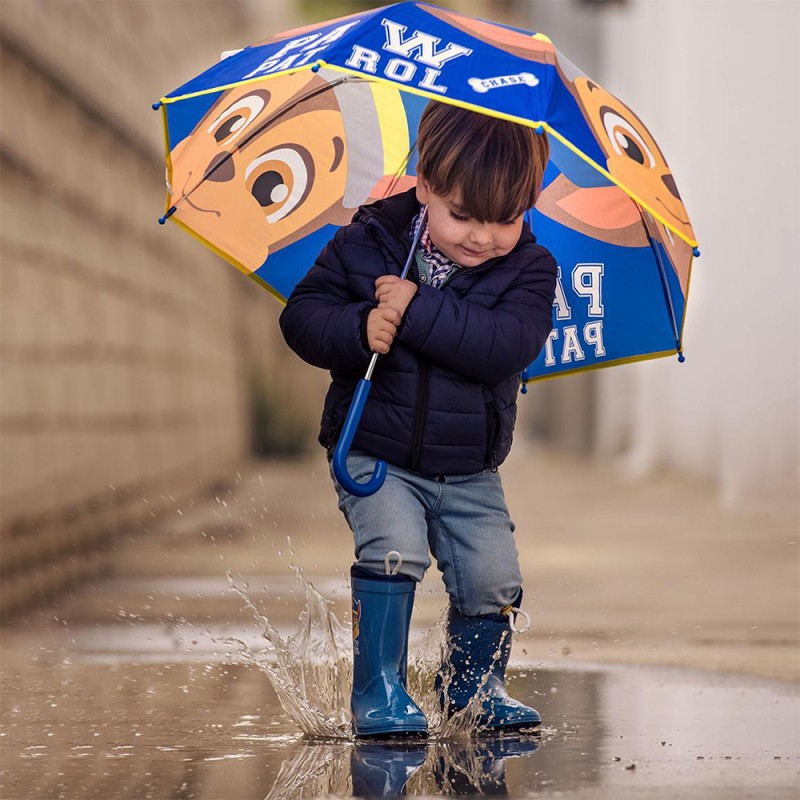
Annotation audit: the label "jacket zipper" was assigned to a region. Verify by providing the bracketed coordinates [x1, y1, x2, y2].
[409, 362, 430, 471]
[486, 401, 500, 472]
[326, 414, 346, 459]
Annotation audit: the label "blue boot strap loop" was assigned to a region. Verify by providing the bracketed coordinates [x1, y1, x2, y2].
[455, 587, 523, 624]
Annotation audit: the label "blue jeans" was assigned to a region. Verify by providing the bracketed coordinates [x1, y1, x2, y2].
[330, 452, 522, 617]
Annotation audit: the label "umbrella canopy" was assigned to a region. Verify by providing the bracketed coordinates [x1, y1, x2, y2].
[155, 1, 698, 382]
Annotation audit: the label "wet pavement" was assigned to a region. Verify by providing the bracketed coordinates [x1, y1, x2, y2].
[1, 452, 798, 798]
[2, 608, 798, 799]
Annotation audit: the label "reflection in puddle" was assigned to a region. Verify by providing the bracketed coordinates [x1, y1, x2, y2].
[352, 742, 429, 798]
[262, 736, 543, 799]
[264, 741, 352, 799]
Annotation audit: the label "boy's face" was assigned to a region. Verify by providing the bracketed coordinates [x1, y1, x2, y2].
[416, 178, 524, 268]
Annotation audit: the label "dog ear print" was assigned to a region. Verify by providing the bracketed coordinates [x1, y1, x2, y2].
[556, 185, 642, 230]
[538, 174, 649, 248]
[368, 174, 417, 202]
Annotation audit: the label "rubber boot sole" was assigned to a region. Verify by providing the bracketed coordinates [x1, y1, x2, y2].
[353, 727, 429, 740]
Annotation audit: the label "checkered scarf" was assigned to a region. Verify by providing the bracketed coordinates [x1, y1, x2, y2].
[409, 208, 460, 288]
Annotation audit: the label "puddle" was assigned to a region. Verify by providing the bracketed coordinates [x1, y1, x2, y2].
[1, 658, 797, 799]
[1, 571, 797, 798]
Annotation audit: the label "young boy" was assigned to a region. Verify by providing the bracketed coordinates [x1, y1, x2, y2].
[280, 101, 556, 737]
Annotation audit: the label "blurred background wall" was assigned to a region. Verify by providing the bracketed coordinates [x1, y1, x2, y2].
[1, 0, 797, 615]
[521, 0, 800, 511]
[594, 0, 800, 509]
[0, 0, 305, 614]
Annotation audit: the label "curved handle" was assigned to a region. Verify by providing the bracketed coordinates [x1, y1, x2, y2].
[332, 379, 387, 497]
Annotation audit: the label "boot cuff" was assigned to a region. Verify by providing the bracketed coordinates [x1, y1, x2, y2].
[351, 563, 416, 585]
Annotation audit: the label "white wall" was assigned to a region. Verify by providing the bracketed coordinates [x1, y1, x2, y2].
[594, 0, 800, 509]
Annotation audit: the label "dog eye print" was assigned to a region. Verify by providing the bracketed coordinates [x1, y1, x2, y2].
[206, 90, 271, 146]
[244, 144, 315, 223]
[600, 106, 656, 168]
[166, 73, 357, 274]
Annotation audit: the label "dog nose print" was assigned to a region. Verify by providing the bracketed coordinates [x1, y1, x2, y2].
[661, 173, 681, 200]
[204, 151, 235, 182]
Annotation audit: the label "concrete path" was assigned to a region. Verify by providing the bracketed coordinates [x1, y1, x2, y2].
[6, 446, 796, 683]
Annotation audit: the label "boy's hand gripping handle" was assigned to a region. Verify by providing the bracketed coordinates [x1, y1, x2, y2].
[332, 377, 387, 496]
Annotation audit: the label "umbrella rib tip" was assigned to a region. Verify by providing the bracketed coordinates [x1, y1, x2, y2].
[158, 206, 177, 225]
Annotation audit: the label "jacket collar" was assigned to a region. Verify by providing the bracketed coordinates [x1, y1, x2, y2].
[352, 187, 420, 244]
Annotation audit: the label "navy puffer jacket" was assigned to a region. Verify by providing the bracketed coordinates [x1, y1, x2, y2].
[279, 189, 556, 477]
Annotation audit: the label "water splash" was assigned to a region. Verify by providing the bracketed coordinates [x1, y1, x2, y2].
[226, 562, 539, 742]
[406, 610, 489, 739]
[227, 564, 352, 738]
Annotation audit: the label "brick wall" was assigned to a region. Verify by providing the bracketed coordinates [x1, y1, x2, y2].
[0, 0, 304, 615]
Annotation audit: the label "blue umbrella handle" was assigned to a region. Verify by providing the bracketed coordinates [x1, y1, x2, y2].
[332, 378, 387, 497]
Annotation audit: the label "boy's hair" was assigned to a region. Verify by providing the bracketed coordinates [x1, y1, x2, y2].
[416, 101, 550, 223]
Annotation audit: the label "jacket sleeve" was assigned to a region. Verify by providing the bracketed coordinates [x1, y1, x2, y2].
[279, 227, 374, 374]
[396, 249, 556, 385]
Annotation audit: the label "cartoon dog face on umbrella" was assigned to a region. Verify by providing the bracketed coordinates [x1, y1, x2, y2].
[571, 78, 695, 289]
[573, 79, 692, 231]
[168, 71, 408, 274]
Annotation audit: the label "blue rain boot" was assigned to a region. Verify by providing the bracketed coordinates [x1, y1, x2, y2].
[437, 600, 541, 732]
[351, 565, 428, 738]
[351, 742, 427, 797]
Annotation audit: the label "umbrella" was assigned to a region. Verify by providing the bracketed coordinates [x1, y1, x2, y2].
[153, 1, 698, 494]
